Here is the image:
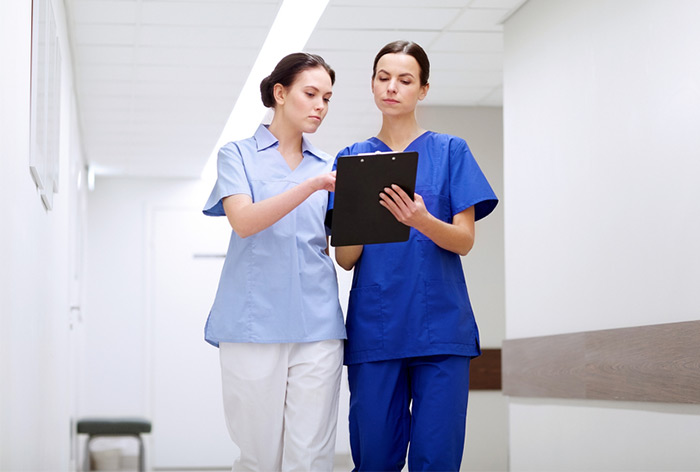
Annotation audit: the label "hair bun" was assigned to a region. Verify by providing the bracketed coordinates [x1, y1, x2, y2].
[260, 75, 275, 108]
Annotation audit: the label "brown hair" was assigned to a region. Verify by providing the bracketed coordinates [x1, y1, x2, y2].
[260, 53, 335, 108]
[372, 40, 430, 86]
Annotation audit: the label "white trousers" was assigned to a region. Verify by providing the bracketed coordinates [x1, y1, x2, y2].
[219, 339, 343, 472]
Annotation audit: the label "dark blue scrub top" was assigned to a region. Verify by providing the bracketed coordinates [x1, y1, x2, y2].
[330, 132, 498, 365]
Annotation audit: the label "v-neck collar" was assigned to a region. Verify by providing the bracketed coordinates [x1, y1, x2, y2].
[252, 124, 331, 177]
[369, 130, 431, 152]
[254, 124, 329, 162]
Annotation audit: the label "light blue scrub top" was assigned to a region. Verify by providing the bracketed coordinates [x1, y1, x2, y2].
[203, 124, 346, 347]
[330, 132, 498, 364]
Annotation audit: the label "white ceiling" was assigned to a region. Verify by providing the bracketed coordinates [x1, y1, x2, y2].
[64, 0, 527, 178]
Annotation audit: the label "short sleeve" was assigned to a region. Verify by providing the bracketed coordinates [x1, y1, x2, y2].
[325, 146, 353, 233]
[203, 142, 252, 217]
[449, 138, 498, 221]
[327, 146, 352, 213]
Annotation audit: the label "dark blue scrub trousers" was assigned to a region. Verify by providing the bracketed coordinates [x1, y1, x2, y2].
[347, 354, 471, 472]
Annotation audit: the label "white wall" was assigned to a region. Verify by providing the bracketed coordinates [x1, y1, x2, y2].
[504, 0, 700, 470]
[83, 177, 235, 466]
[83, 178, 211, 417]
[0, 0, 87, 470]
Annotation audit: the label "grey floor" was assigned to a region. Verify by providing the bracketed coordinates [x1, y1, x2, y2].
[142, 454, 354, 472]
[87, 449, 353, 471]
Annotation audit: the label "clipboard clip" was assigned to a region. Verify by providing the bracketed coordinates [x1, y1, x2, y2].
[356, 151, 398, 163]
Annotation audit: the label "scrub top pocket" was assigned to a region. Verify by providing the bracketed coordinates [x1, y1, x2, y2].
[345, 285, 384, 353]
[425, 280, 480, 351]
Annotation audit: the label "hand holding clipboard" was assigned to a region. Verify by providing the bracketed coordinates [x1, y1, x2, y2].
[330, 151, 418, 247]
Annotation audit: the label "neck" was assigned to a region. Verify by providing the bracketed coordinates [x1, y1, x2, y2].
[267, 115, 303, 154]
[376, 113, 424, 152]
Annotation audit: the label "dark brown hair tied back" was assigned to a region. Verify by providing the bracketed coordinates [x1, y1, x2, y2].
[373, 40, 430, 86]
[260, 52, 335, 108]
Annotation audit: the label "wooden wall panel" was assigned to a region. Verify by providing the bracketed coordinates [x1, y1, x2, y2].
[470, 348, 502, 390]
[502, 332, 586, 399]
[502, 320, 700, 404]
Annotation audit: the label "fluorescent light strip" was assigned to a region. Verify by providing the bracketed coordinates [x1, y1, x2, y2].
[200, 0, 330, 182]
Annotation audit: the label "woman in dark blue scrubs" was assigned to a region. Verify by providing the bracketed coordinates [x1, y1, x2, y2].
[333, 41, 498, 471]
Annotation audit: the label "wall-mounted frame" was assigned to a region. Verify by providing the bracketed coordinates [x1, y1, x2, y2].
[30, 0, 62, 211]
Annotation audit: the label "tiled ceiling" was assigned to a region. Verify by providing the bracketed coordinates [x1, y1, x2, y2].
[64, 0, 527, 178]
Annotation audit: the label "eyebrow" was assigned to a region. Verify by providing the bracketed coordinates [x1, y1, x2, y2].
[376, 69, 415, 78]
[303, 85, 333, 95]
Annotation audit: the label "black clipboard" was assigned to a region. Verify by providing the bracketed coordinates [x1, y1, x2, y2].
[330, 151, 418, 246]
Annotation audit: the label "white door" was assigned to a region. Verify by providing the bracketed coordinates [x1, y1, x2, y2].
[151, 207, 237, 468]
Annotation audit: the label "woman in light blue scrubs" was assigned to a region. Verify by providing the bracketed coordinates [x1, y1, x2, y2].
[332, 41, 498, 471]
[203, 53, 346, 471]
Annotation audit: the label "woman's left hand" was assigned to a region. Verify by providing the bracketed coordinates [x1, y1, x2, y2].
[379, 184, 429, 229]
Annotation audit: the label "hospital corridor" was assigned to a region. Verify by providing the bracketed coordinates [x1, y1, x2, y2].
[2, 0, 700, 471]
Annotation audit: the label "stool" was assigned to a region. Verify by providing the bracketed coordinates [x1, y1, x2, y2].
[77, 417, 151, 471]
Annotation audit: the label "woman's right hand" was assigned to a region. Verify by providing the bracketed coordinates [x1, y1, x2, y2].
[307, 171, 336, 193]
[223, 172, 337, 239]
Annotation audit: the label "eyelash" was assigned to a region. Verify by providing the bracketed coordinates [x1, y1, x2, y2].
[379, 77, 411, 85]
[307, 92, 331, 103]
